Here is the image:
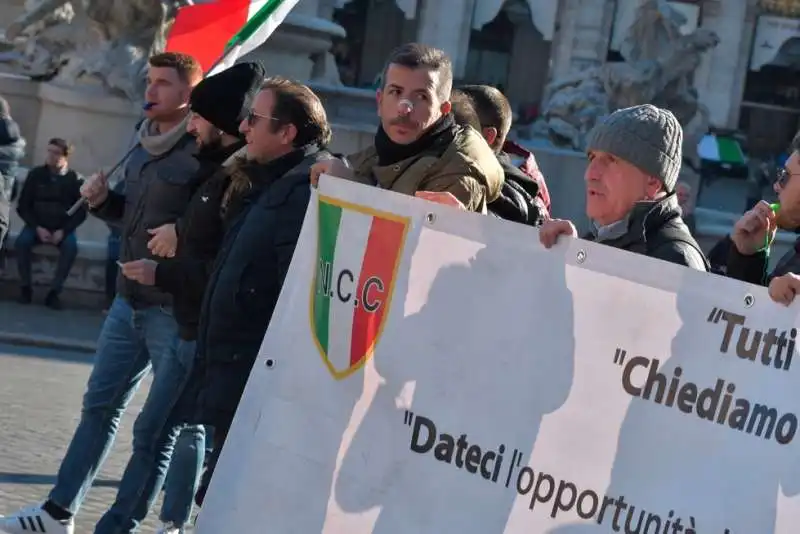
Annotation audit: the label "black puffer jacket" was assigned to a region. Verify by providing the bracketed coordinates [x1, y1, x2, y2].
[154, 140, 246, 341]
[727, 235, 800, 286]
[488, 152, 547, 227]
[16, 166, 86, 233]
[0, 115, 25, 177]
[586, 194, 709, 271]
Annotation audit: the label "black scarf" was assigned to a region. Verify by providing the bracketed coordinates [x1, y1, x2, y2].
[374, 113, 457, 166]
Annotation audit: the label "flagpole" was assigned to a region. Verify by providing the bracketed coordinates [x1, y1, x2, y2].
[205, 43, 236, 77]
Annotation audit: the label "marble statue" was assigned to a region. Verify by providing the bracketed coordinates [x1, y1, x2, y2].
[0, 0, 191, 101]
[533, 0, 719, 170]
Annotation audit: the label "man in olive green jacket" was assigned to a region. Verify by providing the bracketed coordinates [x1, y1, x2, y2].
[311, 43, 503, 213]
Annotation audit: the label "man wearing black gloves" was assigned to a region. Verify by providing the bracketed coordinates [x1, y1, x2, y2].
[118, 61, 266, 533]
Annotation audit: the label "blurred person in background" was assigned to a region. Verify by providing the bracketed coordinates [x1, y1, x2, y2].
[14, 138, 85, 309]
[0, 96, 25, 253]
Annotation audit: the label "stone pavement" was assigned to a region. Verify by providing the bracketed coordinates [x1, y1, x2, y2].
[0, 343, 168, 532]
[0, 300, 102, 354]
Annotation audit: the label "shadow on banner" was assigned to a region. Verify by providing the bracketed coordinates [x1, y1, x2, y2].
[333, 221, 576, 532]
[550, 277, 800, 533]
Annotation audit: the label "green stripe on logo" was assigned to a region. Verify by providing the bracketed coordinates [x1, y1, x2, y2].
[313, 200, 342, 353]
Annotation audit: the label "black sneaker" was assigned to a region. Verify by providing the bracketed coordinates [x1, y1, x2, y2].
[44, 290, 62, 310]
[18, 285, 32, 304]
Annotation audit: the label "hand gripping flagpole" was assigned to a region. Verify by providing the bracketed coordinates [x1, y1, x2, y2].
[65, 127, 144, 217]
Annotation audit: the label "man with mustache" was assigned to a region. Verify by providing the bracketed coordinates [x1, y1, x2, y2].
[538, 104, 708, 270]
[310, 43, 503, 212]
[727, 132, 800, 305]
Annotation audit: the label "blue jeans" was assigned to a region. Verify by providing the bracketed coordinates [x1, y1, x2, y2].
[15, 224, 78, 292]
[159, 342, 206, 527]
[45, 297, 202, 533]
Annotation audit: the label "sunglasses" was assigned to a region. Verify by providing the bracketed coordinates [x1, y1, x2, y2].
[246, 109, 279, 126]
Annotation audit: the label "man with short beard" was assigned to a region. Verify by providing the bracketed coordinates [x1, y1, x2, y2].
[115, 61, 266, 534]
[0, 52, 203, 534]
[311, 43, 503, 212]
[728, 132, 800, 305]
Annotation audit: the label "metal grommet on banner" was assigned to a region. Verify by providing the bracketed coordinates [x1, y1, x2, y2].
[743, 294, 755, 308]
[576, 249, 587, 264]
[265, 358, 276, 369]
[425, 212, 436, 225]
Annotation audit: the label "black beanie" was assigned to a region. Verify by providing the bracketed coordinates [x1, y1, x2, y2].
[190, 61, 266, 138]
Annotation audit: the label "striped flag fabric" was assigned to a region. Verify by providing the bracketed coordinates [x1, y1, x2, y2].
[697, 133, 746, 166]
[165, 0, 300, 75]
[311, 195, 409, 380]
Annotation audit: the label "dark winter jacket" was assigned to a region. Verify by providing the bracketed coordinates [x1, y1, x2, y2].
[502, 140, 551, 217]
[192, 145, 334, 426]
[16, 165, 87, 234]
[586, 194, 709, 271]
[91, 130, 199, 308]
[154, 140, 246, 341]
[727, 235, 800, 287]
[487, 151, 547, 227]
[0, 115, 25, 177]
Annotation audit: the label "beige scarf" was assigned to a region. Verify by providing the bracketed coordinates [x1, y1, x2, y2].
[136, 114, 191, 156]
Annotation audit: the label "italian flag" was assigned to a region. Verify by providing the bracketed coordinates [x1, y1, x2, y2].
[165, 0, 300, 75]
[697, 134, 746, 166]
[311, 196, 408, 380]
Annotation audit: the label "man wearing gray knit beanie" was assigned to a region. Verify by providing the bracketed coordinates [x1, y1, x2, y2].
[539, 104, 708, 271]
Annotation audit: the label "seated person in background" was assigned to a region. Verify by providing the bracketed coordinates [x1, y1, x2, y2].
[15, 138, 86, 309]
[310, 43, 503, 212]
[451, 86, 547, 226]
[538, 104, 708, 271]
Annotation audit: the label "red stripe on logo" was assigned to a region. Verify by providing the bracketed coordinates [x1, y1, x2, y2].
[350, 217, 405, 366]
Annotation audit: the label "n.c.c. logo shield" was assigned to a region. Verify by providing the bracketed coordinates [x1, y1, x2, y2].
[310, 194, 410, 380]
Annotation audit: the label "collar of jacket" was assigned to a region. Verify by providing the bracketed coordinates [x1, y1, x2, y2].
[373, 113, 456, 167]
[195, 139, 246, 165]
[496, 151, 534, 184]
[241, 143, 321, 185]
[588, 193, 682, 248]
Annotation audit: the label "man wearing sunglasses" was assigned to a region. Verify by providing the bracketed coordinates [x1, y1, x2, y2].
[728, 138, 800, 305]
[171, 76, 337, 507]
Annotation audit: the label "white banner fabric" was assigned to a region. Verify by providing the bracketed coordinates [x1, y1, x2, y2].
[196, 175, 800, 534]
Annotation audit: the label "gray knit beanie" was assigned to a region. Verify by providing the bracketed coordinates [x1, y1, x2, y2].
[586, 104, 683, 192]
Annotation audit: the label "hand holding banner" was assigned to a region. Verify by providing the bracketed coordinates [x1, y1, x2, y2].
[197, 176, 800, 533]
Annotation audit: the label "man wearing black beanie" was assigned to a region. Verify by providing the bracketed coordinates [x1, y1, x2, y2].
[115, 61, 266, 533]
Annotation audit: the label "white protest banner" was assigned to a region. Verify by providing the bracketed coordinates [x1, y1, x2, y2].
[196, 176, 800, 534]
